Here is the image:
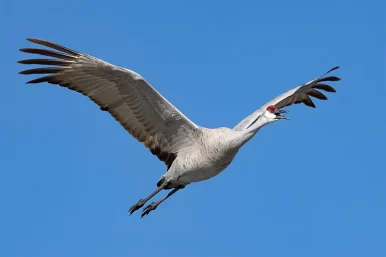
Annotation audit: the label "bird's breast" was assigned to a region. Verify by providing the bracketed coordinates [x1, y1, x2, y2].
[173, 146, 239, 184]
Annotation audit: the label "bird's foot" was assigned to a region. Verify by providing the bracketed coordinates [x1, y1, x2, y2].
[128, 199, 146, 215]
[141, 202, 158, 218]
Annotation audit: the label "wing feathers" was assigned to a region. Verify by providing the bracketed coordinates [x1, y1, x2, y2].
[25, 75, 58, 84]
[274, 67, 340, 109]
[26, 38, 81, 55]
[303, 96, 315, 108]
[313, 84, 336, 92]
[18, 59, 73, 66]
[18, 38, 199, 170]
[316, 76, 340, 83]
[19, 67, 68, 75]
[20, 48, 76, 60]
[234, 66, 340, 130]
[308, 89, 328, 100]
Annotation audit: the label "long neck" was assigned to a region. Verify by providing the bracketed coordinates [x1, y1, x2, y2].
[233, 115, 273, 147]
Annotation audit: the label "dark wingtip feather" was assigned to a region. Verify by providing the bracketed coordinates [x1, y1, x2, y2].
[25, 38, 80, 56]
[27, 38, 43, 43]
[309, 89, 328, 100]
[19, 67, 64, 75]
[25, 75, 57, 84]
[303, 96, 316, 108]
[19, 48, 75, 60]
[313, 66, 341, 83]
[18, 58, 72, 66]
[329, 66, 340, 72]
[318, 76, 341, 82]
[26, 38, 36, 43]
[19, 48, 33, 53]
[313, 84, 337, 93]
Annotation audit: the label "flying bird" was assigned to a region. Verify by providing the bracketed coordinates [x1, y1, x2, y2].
[18, 38, 341, 218]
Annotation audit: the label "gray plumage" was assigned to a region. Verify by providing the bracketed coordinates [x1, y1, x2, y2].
[18, 38, 341, 217]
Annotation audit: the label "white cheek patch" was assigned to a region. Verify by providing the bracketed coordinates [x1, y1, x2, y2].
[264, 111, 277, 119]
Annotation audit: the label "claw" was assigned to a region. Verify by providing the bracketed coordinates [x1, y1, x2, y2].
[128, 199, 145, 215]
[141, 202, 158, 218]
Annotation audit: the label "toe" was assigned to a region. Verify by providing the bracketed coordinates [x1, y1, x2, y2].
[141, 210, 149, 218]
[140, 202, 158, 218]
[128, 199, 145, 215]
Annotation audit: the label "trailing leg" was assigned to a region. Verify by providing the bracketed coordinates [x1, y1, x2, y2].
[128, 183, 167, 215]
[141, 186, 185, 218]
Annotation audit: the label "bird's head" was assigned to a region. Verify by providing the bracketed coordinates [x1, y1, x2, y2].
[264, 105, 289, 121]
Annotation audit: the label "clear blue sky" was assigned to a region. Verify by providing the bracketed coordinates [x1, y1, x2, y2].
[1, 0, 385, 256]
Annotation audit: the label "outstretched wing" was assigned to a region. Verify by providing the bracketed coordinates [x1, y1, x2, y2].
[18, 38, 200, 169]
[234, 66, 340, 130]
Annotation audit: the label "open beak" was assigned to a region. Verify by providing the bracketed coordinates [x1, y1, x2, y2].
[274, 109, 289, 120]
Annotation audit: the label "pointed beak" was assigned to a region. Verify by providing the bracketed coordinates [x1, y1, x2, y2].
[274, 109, 289, 120]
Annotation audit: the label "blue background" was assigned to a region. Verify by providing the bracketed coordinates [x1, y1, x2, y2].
[1, 0, 385, 256]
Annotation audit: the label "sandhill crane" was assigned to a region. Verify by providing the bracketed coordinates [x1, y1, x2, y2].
[18, 38, 340, 218]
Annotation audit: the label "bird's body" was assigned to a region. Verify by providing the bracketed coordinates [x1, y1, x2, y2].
[163, 127, 240, 187]
[18, 38, 341, 217]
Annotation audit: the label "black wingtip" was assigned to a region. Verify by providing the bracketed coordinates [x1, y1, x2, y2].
[331, 76, 341, 81]
[317, 76, 341, 83]
[329, 66, 340, 72]
[19, 48, 29, 53]
[26, 38, 41, 43]
[323, 66, 340, 77]
[23, 38, 81, 56]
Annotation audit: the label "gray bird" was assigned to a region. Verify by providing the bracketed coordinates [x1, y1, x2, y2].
[18, 38, 340, 217]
